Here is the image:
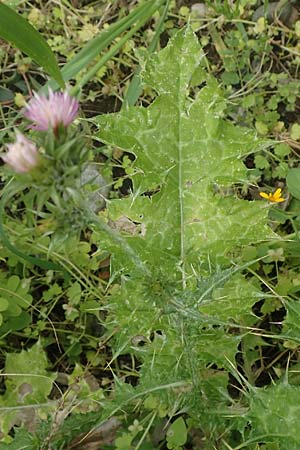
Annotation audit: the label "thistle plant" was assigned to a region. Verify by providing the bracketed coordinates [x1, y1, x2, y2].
[89, 27, 286, 446]
[0, 24, 298, 450]
[1, 89, 91, 240]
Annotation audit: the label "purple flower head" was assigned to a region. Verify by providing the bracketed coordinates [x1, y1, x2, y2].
[2, 131, 39, 173]
[23, 89, 79, 131]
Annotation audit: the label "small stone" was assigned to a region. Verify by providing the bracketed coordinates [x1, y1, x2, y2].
[252, 2, 299, 28]
[191, 3, 207, 17]
[80, 163, 110, 212]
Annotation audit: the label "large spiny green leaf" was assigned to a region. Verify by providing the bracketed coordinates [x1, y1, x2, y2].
[248, 384, 300, 449]
[281, 300, 300, 342]
[92, 28, 279, 440]
[93, 26, 274, 361]
[95, 27, 272, 280]
[93, 26, 277, 355]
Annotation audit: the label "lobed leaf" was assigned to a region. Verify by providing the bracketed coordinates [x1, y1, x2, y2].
[248, 384, 300, 449]
[281, 300, 300, 342]
[95, 27, 273, 280]
[92, 27, 278, 439]
[287, 168, 300, 200]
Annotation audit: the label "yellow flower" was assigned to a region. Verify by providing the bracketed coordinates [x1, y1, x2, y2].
[259, 188, 285, 203]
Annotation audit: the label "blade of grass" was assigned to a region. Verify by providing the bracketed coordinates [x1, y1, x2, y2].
[123, 0, 170, 108]
[0, 3, 164, 138]
[0, 3, 64, 88]
[42, 0, 164, 93]
[70, 0, 166, 96]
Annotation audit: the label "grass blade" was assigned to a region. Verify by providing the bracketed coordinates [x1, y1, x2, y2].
[71, 2, 163, 96]
[123, 0, 170, 107]
[42, 0, 164, 92]
[0, 3, 64, 88]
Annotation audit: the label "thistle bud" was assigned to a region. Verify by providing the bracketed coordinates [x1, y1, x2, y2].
[2, 132, 39, 173]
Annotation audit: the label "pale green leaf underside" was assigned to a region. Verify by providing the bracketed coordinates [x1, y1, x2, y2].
[95, 27, 273, 279]
[248, 384, 300, 449]
[0, 340, 55, 434]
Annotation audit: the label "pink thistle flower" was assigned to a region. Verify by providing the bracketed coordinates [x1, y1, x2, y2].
[2, 132, 39, 173]
[23, 89, 79, 131]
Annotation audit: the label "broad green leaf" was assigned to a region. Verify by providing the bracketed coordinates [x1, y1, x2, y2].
[2, 0, 26, 7]
[166, 417, 187, 449]
[0, 428, 39, 450]
[248, 384, 300, 449]
[0, 86, 14, 102]
[92, 27, 276, 439]
[274, 143, 291, 158]
[281, 300, 300, 341]
[0, 298, 9, 312]
[95, 27, 272, 277]
[0, 312, 31, 336]
[290, 123, 300, 140]
[0, 3, 64, 88]
[93, 26, 274, 370]
[0, 340, 56, 434]
[255, 120, 268, 135]
[115, 433, 133, 449]
[67, 281, 82, 305]
[287, 168, 300, 200]
[136, 324, 239, 438]
[198, 274, 263, 325]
